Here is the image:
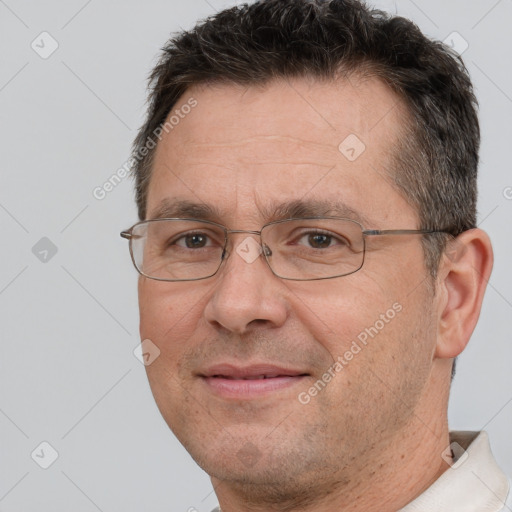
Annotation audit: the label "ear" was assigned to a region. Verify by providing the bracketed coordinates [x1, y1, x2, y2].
[435, 229, 493, 359]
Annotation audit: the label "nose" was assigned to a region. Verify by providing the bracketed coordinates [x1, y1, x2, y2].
[203, 234, 288, 335]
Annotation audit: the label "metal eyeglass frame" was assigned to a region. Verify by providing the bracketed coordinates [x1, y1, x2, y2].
[120, 216, 450, 282]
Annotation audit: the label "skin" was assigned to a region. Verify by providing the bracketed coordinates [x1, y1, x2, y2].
[137, 76, 493, 512]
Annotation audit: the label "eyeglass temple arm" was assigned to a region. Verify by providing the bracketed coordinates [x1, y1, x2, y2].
[121, 231, 144, 240]
[363, 229, 448, 236]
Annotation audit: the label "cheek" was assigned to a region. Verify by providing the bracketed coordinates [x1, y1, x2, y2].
[138, 281, 206, 422]
[292, 272, 434, 400]
[290, 275, 402, 356]
[138, 279, 206, 360]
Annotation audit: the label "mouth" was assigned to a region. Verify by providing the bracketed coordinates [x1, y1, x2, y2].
[198, 363, 309, 399]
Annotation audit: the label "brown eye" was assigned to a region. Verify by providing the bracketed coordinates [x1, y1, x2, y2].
[307, 233, 332, 248]
[184, 233, 208, 248]
[171, 231, 215, 249]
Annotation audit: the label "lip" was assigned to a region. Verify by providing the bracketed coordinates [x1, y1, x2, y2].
[198, 363, 309, 399]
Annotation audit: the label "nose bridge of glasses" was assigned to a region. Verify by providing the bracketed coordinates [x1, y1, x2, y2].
[226, 229, 262, 236]
[220, 228, 276, 268]
[224, 228, 263, 249]
[222, 228, 268, 258]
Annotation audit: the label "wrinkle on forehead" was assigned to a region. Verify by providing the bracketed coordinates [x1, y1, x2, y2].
[167, 134, 343, 168]
[147, 76, 416, 230]
[183, 134, 335, 150]
[156, 79, 405, 177]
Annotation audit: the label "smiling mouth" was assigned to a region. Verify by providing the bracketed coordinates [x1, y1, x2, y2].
[210, 374, 305, 380]
[200, 363, 308, 380]
[199, 364, 309, 398]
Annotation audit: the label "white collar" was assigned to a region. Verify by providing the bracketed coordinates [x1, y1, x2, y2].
[399, 431, 510, 512]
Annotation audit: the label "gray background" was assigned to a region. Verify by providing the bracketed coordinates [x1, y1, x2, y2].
[0, 0, 511, 511]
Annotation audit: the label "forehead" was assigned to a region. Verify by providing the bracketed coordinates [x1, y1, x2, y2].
[146, 76, 416, 227]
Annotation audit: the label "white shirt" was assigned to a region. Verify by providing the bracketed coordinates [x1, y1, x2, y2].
[400, 431, 511, 512]
[211, 431, 511, 511]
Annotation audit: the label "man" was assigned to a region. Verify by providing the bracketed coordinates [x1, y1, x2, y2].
[121, 0, 511, 510]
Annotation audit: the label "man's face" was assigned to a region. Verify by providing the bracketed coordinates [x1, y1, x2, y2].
[138, 77, 439, 498]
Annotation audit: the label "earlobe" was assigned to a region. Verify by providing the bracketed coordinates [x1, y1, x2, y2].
[435, 229, 494, 359]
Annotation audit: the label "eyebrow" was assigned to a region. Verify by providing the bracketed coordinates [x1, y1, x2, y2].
[148, 198, 373, 226]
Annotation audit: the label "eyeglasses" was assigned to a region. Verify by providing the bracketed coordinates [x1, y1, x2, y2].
[120, 217, 448, 282]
